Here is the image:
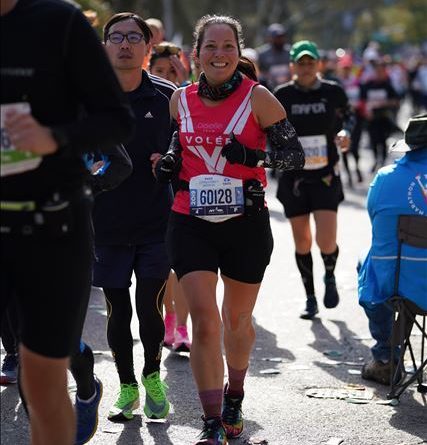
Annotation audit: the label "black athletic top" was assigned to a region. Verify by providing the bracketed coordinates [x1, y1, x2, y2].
[1, 0, 134, 201]
[92, 72, 176, 245]
[274, 79, 351, 178]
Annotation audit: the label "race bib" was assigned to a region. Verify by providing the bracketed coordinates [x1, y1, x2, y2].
[299, 135, 328, 170]
[367, 89, 387, 102]
[189, 175, 244, 223]
[1, 102, 42, 177]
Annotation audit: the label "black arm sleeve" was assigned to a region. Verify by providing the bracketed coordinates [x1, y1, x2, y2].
[89, 145, 133, 196]
[52, 9, 135, 156]
[263, 119, 305, 171]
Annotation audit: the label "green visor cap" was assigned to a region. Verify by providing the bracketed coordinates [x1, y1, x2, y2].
[290, 40, 319, 62]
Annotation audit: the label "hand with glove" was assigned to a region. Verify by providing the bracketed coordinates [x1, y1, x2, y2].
[221, 133, 265, 167]
[154, 152, 181, 183]
[153, 131, 182, 183]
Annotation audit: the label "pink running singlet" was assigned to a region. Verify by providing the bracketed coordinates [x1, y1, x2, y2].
[173, 77, 267, 215]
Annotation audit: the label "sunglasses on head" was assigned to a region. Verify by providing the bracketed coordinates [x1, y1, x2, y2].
[153, 44, 181, 55]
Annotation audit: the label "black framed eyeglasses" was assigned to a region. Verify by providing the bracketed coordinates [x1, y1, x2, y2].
[107, 32, 145, 44]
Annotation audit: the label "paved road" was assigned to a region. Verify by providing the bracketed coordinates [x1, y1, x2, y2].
[1, 121, 426, 444]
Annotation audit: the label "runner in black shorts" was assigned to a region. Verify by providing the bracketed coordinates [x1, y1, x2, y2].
[274, 40, 353, 320]
[155, 15, 304, 444]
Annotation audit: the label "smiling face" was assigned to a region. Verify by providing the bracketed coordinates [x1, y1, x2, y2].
[196, 24, 240, 87]
[105, 18, 150, 71]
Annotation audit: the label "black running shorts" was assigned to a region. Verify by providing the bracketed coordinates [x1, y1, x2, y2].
[166, 209, 274, 284]
[277, 173, 344, 218]
[93, 241, 170, 287]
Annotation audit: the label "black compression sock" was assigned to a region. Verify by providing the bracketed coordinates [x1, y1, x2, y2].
[321, 246, 339, 280]
[295, 251, 315, 296]
[70, 341, 95, 400]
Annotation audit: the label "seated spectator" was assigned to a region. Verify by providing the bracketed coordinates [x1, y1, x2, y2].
[358, 114, 427, 384]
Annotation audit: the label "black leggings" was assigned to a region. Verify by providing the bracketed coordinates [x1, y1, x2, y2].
[104, 278, 166, 384]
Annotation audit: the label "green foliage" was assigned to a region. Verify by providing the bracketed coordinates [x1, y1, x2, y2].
[79, 0, 427, 50]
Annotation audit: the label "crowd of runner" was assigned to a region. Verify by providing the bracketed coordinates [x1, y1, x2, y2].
[1, 2, 426, 445]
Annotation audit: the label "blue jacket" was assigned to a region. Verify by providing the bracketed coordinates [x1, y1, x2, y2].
[358, 149, 427, 310]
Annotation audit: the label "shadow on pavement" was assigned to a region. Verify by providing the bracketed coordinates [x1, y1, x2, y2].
[146, 419, 174, 445]
[114, 415, 144, 444]
[309, 318, 373, 383]
[250, 317, 296, 374]
[388, 392, 427, 441]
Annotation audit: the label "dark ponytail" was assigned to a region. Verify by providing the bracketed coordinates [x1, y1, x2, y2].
[237, 56, 258, 81]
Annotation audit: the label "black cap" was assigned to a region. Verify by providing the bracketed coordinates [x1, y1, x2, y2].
[390, 114, 427, 152]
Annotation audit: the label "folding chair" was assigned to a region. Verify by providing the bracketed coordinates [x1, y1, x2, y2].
[388, 214, 427, 399]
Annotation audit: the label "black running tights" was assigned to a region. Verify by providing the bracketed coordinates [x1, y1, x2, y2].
[104, 278, 166, 384]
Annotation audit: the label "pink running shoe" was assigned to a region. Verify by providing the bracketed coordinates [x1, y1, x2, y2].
[164, 313, 176, 347]
[173, 325, 191, 352]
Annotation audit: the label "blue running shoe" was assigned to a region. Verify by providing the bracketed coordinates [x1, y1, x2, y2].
[75, 376, 103, 445]
[0, 353, 18, 385]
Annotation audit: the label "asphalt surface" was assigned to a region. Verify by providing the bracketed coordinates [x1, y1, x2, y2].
[1, 116, 426, 444]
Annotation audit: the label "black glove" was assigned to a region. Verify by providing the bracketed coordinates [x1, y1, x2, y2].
[155, 131, 183, 183]
[155, 153, 182, 183]
[221, 134, 265, 167]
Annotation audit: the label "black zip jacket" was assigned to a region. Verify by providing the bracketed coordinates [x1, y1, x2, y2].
[92, 72, 176, 245]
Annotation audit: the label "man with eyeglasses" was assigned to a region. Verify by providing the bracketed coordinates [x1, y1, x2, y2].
[92, 13, 176, 422]
[1, 0, 134, 444]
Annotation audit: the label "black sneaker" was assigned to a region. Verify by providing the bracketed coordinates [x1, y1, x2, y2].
[194, 416, 227, 445]
[300, 295, 318, 320]
[323, 276, 339, 308]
